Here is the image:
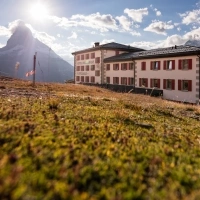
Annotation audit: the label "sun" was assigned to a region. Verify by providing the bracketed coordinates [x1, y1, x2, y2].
[30, 2, 48, 20]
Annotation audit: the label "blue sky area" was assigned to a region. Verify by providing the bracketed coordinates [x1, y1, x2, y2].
[0, 0, 200, 64]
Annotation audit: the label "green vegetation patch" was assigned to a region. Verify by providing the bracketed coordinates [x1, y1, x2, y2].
[0, 91, 200, 200]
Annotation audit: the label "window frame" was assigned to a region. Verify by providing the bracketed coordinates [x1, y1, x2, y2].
[178, 80, 192, 91]
[163, 79, 175, 90]
[113, 77, 119, 85]
[151, 61, 160, 70]
[113, 64, 119, 70]
[121, 63, 127, 70]
[178, 59, 192, 70]
[139, 78, 148, 87]
[150, 79, 160, 88]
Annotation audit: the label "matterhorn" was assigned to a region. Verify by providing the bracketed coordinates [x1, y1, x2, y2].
[0, 22, 74, 82]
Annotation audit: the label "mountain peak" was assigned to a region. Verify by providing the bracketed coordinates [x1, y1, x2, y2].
[6, 24, 33, 49]
[185, 39, 200, 47]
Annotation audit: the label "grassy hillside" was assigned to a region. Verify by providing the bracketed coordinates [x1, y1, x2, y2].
[0, 79, 200, 200]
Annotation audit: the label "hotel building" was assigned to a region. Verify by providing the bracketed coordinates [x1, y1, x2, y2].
[72, 42, 200, 104]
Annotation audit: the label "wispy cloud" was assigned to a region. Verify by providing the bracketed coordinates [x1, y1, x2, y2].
[124, 8, 148, 23]
[179, 9, 200, 25]
[116, 15, 131, 31]
[68, 32, 78, 39]
[144, 20, 174, 35]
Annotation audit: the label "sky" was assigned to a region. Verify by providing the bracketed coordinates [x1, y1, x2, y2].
[0, 0, 200, 65]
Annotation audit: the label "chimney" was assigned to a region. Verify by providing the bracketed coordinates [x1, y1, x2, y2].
[94, 42, 100, 47]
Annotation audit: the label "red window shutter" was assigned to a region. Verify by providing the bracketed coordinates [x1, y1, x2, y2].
[163, 79, 166, 89]
[125, 63, 127, 70]
[158, 79, 160, 88]
[121, 77, 122, 85]
[95, 57, 100, 63]
[188, 59, 192, 69]
[172, 79, 175, 90]
[158, 61, 160, 70]
[178, 80, 181, 90]
[142, 62, 146, 70]
[178, 60, 182, 70]
[146, 78, 148, 87]
[150, 62, 153, 70]
[163, 61, 166, 70]
[188, 80, 192, 91]
[172, 60, 175, 70]
[150, 79, 153, 88]
[139, 78, 141, 86]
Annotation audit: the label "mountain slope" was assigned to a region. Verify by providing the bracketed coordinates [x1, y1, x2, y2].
[185, 39, 200, 47]
[0, 24, 74, 83]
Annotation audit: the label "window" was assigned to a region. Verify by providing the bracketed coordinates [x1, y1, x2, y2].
[121, 77, 127, 85]
[178, 80, 192, 91]
[113, 64, 119, 70]
[151, 61, 160, 70]
[129, 63, 134, 70]
[77, 66, 80, 71]
[106, 77, 110, 84]
[163, 79, 175, 90]
[76, 76, 80, 81]
[141, 62, 146, 70]
[91, 76, 95, 83]
[81, 55, 84, 60]
[115, 51, 119, 55]
[179, 59, 192, 70]
[91, 65, 95, 71]
[128, 78, 134, 85]
[139, 78, 148, 87]
[150, 79, 160, 88]
[86, 65, 89, 71]
[77, 55, 80, 60]
[121, 63, 127, 70]
[86, 54, 89, 59]
[164, 60, 175, 70]
[95, 70, 100, 76]
[91, 53, 95, 59]
[106, 64, 110, 70]
[95, 57, 100, 63]
[113, 77, 119, 84]
[85, 76, 89, 83]
[81, 66, 84, 71]
[81, 76, 84, 82]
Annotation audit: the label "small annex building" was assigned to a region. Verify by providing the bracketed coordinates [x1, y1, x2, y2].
[72, 42, 200, 104]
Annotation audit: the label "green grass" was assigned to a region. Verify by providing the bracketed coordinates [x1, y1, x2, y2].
[0, 80, 200, 199]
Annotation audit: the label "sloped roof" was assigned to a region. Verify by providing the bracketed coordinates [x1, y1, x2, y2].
[104, 45, 200, 62]
[71, 42, 144, 55]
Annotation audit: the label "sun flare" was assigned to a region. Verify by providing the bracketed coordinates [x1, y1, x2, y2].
[30, 2, 48, 20]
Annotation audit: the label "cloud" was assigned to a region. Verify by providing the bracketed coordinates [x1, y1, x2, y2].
[150, 5, 161, 16]
[130, 31, 141, 36]
[144, 20, 174, 35]
[0, 43, 5, 48]
[116, 15, 131, 31]
[68, 32, 78, 39]
[130, 41, 157, 50]
[156, 10, 161, 16]
[180, 10, 200, 25]
[124, 8, 148, 23]
[49, 13, 118, 32]
[71, 12, 118, 32]
[0, 26, 10, 37]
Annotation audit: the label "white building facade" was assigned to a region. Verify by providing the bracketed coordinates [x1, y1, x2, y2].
[72, 43, 200, 104]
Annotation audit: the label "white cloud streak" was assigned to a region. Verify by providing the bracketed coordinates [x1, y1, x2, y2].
[144, 20, 174, 35]
[180, 9, 200, 25]
[124, 8, 148, 23]
[116, 15, 131, 31]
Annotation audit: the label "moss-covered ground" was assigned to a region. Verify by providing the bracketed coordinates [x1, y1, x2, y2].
[0, 80, 200, 200]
